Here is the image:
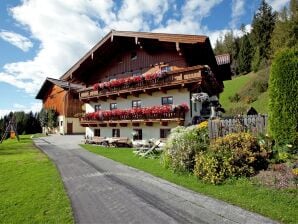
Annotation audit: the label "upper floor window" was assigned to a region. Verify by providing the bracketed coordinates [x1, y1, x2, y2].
[132, 100, 141, 108]
[131, 51, 137, 60]
[132, 70, 141, 76]
[110, 103, 117, 110]
[162, 96, 173, 105]
[161, 66, 171, 73]
[95, 104, 101, 112]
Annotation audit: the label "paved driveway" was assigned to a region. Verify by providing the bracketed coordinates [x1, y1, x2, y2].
[34, 135, 277, 224]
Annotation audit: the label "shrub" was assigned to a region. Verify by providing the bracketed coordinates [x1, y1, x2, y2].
[194, 132, 269, 184]
[162, 124, 209, 173]
[228, 93, 241, 102]
[268, 48, 298, 152]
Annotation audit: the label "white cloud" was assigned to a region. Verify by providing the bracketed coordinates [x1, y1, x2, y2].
[267, 0, 290, 11]
[230, 0, 245, 28]
[0, 0, 236, 96]
[0, 30, 33, 51]
[0, 102, 42, 118]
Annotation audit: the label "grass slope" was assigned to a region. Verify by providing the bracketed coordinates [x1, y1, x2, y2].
[0, 135, 73, 224]
[82, 145, 298, 224]
[220, 70, 269, 115]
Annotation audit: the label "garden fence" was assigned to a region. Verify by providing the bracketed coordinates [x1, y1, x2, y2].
[208, 115, 268, 139]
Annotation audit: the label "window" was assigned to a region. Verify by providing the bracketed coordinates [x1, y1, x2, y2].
[133, 129, 142, 140]
[112, 129, 120, 137]
[94, 129, 100, 137]
[60, 121, 63, 126]
[94, 104, 101, 112]
[160, 129, 171, 138]
[132, 100, 141, 108]
[110, 103, 117, 110]
[162, 96, 173, 105]
[131, 51, 137, 60]
[132, 70, 141, 76]
[109, 77, 116, 81]
[161, 66, 171, 73]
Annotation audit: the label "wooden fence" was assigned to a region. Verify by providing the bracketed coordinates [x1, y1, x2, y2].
[208, 115, 268, 139]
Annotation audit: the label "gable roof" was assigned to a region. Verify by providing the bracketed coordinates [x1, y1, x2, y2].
[35, 77, 84, 100]
[59, 30, 217, 82]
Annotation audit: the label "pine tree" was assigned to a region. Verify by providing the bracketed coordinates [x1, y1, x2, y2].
[251, 0, 276, 70]
[237, 34, 253, 74]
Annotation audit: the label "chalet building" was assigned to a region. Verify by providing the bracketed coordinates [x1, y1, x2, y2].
[36, 78, 85, 134]
[41, 30, 231, 139]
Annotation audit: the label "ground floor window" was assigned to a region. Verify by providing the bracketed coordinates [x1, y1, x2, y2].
[160, 129, 171, 138]
[132, 129, 142, 140]
[94, 129, 100, 137]
[112, 129, 120, 137]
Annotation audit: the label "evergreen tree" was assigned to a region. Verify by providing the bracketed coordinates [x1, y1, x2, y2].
[268, 48, 298, 150]
[237, 34, 253, 74]
[251, 0, 276, 70]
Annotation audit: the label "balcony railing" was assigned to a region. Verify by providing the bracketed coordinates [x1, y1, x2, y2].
[79, 65, 204, 100]
[80, 111, 185, 127]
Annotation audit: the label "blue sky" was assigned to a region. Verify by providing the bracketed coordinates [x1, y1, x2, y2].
[0, 0, 290, 117]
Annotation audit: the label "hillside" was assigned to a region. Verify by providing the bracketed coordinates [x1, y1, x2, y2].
[219, 68, 270, 115]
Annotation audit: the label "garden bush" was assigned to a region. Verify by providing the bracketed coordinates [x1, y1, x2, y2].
[268, 48, 298, 153]
[194, 132, 270, 184]
[162, 122, 209, 173]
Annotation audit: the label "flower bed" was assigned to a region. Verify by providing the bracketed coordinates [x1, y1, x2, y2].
[83, 104, 189, 121]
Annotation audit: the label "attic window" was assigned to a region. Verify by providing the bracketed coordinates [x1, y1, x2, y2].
[117, 56, 123, 64]
[131, 51, 137, 60]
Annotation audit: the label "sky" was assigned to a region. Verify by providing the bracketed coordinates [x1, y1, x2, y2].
[0, 0, 290, 117]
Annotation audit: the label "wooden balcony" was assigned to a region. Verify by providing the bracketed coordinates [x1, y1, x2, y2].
[80, 111, 185, 127]
[79, 65, 204, 101]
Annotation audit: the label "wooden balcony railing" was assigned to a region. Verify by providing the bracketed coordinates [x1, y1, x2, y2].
[80, 111, 185, 127]
[79, 65, 204, 101]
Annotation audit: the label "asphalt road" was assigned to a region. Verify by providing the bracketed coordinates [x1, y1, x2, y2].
[34, 135, 277, 224]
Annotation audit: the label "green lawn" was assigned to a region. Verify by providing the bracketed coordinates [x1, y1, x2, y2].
[220, 74, 252, 110]
[220, 70, 269, 115]
[82, 145, 298, 224]
[0, 135, 73, 224]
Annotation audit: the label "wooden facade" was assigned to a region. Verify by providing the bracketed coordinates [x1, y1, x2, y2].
[42, 84, 66, 115]
[36, 78, 85, 134]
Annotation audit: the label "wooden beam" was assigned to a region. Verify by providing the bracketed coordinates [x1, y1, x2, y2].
[130, 91, 139, 97]
[159, 87, 167, 94]
[143, 89, 152, 96]
[118, 93, 127, 99]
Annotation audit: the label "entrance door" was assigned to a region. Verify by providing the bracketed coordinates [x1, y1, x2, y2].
[67, 123, 73, 134]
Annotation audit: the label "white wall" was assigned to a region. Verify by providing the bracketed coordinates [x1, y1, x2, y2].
[58, 115, 85, 134]
[84, 88, 206, 139]
[86, 122, 178, 139]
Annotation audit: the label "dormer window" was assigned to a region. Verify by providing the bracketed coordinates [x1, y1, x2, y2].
[131, 51, 137, 60]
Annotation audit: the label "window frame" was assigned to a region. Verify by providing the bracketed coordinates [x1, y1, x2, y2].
[161, 96, 173, 105]
[133, 129, 142, 140]
[112, 129, 120, 137]
[160, 129, 171, 139]
[94, 104, 101, 112]
[110, 103, 117, 110]
[132, 100, 142, 108]
[94, 129, 100, 137]
[131, 51, 137, 60]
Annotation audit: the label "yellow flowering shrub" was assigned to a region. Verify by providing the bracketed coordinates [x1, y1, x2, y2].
[197, 121, 208, 129]
[194, 132, 269, 184]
